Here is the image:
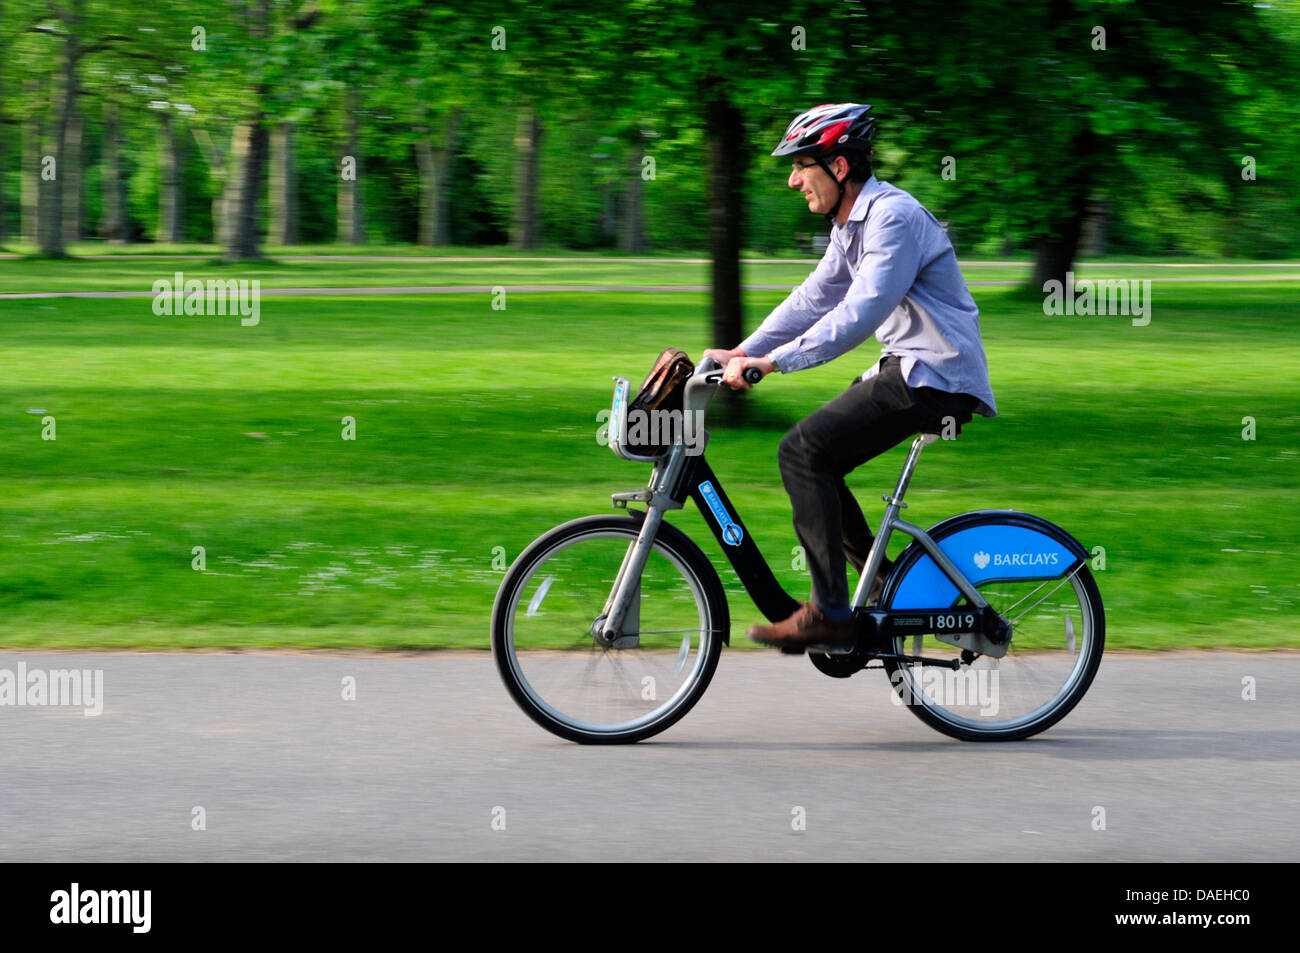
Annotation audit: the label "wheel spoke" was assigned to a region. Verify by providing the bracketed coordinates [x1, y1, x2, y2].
[1006, 565, 1084, 627]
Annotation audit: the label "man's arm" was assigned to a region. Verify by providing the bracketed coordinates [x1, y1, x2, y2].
[736, 234, 853, 359]
[764, 205, 923, 373]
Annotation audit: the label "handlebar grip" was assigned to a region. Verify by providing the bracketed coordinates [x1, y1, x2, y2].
[743, 367, 764, 385]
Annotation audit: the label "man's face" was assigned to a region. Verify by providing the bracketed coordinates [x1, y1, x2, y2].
[788, 155, 846, 215]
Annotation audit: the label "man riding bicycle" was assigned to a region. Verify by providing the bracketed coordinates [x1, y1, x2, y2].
[703, 102, 997, 650]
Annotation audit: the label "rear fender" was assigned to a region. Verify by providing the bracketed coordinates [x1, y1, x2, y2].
[886, 510, 1089, 610]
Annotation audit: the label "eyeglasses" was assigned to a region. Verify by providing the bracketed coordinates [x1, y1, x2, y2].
[791, 160, 819, 175]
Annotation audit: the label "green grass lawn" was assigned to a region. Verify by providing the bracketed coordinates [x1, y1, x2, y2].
[0, 255, 1007, 292]
[0, 263, 1297, 651]
[2, 253, 1297, 296]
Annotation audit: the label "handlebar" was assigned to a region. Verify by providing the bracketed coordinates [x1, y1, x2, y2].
[696, 356, 765, 386]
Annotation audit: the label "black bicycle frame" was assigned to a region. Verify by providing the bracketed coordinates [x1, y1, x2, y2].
[669, 451, 1008, 652]
[673, 454, 800, 624]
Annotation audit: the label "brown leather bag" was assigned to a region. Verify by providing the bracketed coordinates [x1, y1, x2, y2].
[626, 348, 695, 455]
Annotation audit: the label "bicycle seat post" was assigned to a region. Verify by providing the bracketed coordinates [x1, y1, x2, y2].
[886, 432, 938, 508]
[851, 432, 939, 609]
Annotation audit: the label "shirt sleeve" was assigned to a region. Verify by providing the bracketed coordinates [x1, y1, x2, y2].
[737, 232, 853, 359]
[766, 205, 923, 373]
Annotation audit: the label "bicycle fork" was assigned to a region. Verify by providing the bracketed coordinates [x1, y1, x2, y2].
[595, 507, 662, 648]
[596, 446, 690, 648]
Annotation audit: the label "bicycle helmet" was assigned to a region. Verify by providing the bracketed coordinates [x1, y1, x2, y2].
[772, 103, 876, 221]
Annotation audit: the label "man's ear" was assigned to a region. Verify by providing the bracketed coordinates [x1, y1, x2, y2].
[834, 155, 850, 183]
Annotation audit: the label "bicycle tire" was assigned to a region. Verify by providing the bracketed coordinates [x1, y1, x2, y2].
[879, 510, 1105, 741]
[491, 514, 728, 744]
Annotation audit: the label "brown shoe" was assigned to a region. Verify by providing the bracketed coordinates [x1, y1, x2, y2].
[747, 601, 858, 649]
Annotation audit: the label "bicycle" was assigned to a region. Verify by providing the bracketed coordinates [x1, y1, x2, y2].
[491, 356, 1104, 744]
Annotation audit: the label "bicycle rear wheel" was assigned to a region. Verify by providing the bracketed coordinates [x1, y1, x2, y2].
[880, 512, 1105, 741]
[491, 515, 727, 744]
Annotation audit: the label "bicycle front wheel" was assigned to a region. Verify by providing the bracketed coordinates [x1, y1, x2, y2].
[491, 515, 728, 744]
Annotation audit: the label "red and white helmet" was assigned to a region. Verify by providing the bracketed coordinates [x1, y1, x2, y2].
[772, 102, 876, 159]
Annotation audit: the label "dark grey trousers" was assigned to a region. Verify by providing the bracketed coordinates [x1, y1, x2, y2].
[777, 355, 981, 609]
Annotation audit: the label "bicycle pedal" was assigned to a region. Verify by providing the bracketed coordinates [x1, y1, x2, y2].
[808, 642, 857, 656]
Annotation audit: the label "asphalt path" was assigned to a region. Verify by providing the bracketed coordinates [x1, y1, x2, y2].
[1, 650, 1294, 861]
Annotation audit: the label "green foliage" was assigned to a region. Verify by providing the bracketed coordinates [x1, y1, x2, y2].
[0, 0, 1297, 256]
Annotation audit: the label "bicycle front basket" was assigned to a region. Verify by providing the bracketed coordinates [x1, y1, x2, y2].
[625, 347, 694, 456]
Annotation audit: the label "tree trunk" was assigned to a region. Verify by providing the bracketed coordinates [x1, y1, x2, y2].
[191, 124, 226, 244]
[0, 0, 6, 242]
[414, 137, 434, 246]
[415, 107, 461, 247]
[269, 120, 298, 245]
[511, 108, 541, 249]
[434, 110, 461, 246]
[601, 183, 617, 244]
[100, 100, 126, 243]
[705, 90, 747, 350]
[1080, 197, 1108, 258]
[218, 124, 243, 247]
[619, 141, 646, 254]
[1031, 130, 1100, 289]
[21, 81, 40, 244]
[157, 111, 183, 243]
[40, 1, 80, 257]
[212, 187, 225, 245]
[222, 0, 268, 260]
[337, 87, 364, 244]
[37, 80, 60, 254]
[62, 106, 82, 244]
[222, 116, 268, 261]
[0, 115, 6, 241]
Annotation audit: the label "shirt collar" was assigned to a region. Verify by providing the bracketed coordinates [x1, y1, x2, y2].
[842, 175, 883, 225]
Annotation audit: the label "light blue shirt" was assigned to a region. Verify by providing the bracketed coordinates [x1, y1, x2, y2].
[739, 176, 997, 417]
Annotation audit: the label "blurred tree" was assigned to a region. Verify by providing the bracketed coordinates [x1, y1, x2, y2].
[27, 0, 88, 256]
[479, 4, 567, 250]
[99, 99, 126, 241]
[0, 0, 1294, 267]
[0, 0, 8, 243]
[180, 0, 322, 258]
[357, 0, 481, 246]
[16, 0, 157, 253]
[269, 119, 297, 244]
[841, 0, 1296, 284]
[19, 79, 43, 245]
[600, 1, 847, 350]
[336, 82, 364, 243]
